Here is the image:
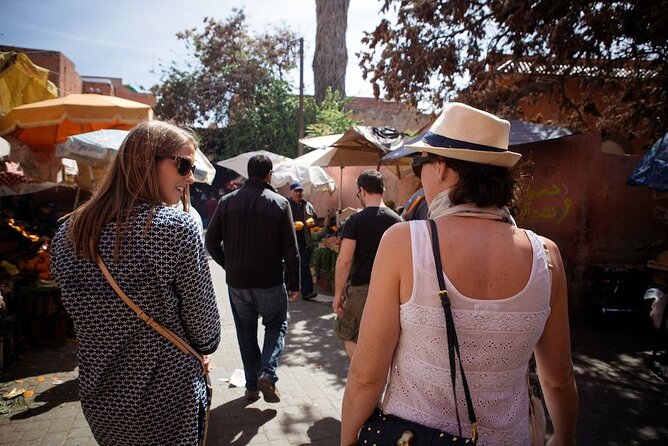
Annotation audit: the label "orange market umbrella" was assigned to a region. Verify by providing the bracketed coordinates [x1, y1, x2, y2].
[0, 94, 153, 153]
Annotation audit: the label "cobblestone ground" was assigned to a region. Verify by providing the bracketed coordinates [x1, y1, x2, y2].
[1, 259, 667, 445]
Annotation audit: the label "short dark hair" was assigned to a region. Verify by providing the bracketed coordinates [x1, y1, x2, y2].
[444, 157, 518, 208]
[357, 169, 384, 194]
[248, 154, 273, 179]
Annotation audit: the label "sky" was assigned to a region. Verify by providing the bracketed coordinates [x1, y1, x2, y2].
[0, 0, 393, 98]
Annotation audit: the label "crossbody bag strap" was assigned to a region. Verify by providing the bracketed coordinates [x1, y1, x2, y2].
[95, 255, 206, 375]
[428, 219, 478, 442]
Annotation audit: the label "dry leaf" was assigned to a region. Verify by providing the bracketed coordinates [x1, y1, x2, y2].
[3, 388, 26, 399]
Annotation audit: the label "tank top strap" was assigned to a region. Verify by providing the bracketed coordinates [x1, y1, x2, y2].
[524, 229, 552, 306]
[408, 221, 441, 307]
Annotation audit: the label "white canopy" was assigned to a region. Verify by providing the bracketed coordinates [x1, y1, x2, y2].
[216, 150, 290, 180]
[0, 136, 9, 159]
[57, 129, 217, 185]
[216, 150, 335, 193]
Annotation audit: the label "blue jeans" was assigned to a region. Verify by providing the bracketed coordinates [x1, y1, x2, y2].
[300, 246, 314, 296]
[228, 284, 288, 391]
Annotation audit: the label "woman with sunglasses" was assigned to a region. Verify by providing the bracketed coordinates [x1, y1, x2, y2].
[51, 120, 221, 446]
[341, 103, 577, 446]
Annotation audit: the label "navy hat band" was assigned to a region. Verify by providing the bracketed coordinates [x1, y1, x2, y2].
[422, 131, 506, 153]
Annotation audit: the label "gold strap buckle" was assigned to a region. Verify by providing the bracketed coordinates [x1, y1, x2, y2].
[470, 422, 478, 443]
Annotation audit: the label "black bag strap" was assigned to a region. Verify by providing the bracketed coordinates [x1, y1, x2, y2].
[428, 219, 478, 443]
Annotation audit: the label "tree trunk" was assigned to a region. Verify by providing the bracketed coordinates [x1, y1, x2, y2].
[313, 0, 349, 104]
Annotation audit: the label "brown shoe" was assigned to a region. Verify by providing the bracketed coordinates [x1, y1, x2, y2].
[257, 375, 281, 403]
[245, 390, 260, 402]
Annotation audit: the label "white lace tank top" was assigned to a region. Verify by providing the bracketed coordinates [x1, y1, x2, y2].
[380, 221, 551, 446]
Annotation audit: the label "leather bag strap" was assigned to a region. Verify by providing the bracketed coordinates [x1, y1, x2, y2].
[428, 219, 478, 442]
[95, 255, 206, 375]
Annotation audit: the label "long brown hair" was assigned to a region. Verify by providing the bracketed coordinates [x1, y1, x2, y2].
[67, 120, 197, 261]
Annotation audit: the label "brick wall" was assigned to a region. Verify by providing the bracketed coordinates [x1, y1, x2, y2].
[82, 80, 113, 96]
[345, 97, 431, 134]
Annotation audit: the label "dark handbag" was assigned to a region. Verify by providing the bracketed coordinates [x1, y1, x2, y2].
[358, 220, 478, 445]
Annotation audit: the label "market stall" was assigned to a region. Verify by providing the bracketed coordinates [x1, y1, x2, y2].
[308, 213, 341, 293]
[1, 198, 70, 373]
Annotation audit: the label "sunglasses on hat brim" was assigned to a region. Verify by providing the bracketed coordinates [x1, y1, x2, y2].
[157, 156, 196, 176]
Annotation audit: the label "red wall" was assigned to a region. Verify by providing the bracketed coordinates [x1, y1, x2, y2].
[514, 132, 666, 305]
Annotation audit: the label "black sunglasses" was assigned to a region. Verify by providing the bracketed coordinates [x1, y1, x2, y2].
[411, 154, 442, 178]
[157, 156, 196, 176]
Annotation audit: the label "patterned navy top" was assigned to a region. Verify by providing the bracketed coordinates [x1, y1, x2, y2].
[51, 203, 221, 446]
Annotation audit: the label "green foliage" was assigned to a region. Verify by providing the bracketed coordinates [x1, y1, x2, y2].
[305, 87, 359, 137]
[311, 246, 338, 281]
[224, 77, 300, 158]
[193, 127, 227, 160]
[151, 67, 199, 124]
[152, 9, 299, 126]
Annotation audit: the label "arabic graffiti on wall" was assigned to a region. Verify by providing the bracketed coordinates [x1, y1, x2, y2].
[519, 184, 572, 224]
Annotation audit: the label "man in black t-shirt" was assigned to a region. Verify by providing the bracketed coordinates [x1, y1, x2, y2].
[332, 169, 403, 359]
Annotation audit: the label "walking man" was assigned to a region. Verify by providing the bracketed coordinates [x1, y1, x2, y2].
[332, 169, 403, 359]
[206, 154, 300, 403]
[287, 182, 318, 300]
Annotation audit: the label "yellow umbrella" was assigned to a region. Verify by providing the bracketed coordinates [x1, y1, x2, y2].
[0, 93, 153, 153]
[0, 52, 58, 116]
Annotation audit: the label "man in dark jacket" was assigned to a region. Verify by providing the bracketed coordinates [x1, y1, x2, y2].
[206, 154, 300, 403]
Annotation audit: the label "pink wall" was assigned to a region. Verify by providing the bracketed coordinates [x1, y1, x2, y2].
[302, 165, 420, 220]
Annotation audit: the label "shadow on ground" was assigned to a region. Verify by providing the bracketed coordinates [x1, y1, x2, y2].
[206, 396, 277, 445]
[1, 341, 78, 381]
[282, 297, 349, 385]
[571, 315, 668, 445]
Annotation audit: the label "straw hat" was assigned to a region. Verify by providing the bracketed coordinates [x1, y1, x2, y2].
[406, 102, 521, 167]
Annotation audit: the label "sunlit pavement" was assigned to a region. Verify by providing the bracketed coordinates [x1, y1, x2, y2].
[1, 258, 667, 444]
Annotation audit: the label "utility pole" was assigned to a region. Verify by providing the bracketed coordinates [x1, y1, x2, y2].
[298, 37, 305, 157]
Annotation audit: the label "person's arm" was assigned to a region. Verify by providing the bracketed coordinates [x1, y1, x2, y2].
[332, 238, 355, 316]
[535, 238, 578, 446]
[340, 224, 406, 445]
[204, 199, 225, 268]
[175, 219, 221, 355]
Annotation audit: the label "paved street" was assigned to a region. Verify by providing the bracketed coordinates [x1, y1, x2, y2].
[1, 259, 668, 445]
[1, 259, 347, 445]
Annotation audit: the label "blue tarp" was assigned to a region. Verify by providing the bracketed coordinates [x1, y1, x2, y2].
[628, 132, 668, 191]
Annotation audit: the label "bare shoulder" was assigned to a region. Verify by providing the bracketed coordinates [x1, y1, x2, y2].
[381, 221, 412, 246]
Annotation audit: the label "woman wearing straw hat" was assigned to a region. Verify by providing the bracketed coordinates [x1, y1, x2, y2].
[341, 103, 577, 445]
